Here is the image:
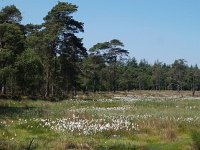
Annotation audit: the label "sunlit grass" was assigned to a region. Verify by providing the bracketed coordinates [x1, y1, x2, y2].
[0, 94, 200, 149]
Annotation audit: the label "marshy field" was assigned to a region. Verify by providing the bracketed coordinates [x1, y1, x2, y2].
[1, 91, 200, 150]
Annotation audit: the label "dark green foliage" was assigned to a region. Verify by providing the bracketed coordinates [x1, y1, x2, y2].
[0, 5, 22, 23]
[0, 5, 25, 95]
[1, 2, 200, 98]
[41, 2, 87, 98]
[88, 39, 129, 92]
[15, 48, 44, 95]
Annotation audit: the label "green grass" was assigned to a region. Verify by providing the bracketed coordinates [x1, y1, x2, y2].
[0, 95, 200, 149]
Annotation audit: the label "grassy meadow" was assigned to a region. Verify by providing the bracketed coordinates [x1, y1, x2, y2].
[1, 91, 200, 150]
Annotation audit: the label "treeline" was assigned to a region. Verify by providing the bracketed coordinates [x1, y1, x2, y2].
[0, 2, 200, 99]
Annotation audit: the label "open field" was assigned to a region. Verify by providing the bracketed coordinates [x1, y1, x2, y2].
[1, 91, 200, 149]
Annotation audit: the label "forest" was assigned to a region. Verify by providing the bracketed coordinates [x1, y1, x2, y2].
[1, 2, 200, 99]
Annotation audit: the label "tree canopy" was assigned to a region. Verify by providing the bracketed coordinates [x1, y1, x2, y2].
[1, 2, 200, 99]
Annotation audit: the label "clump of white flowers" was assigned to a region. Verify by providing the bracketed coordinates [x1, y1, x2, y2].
[17, 114, 139, 135]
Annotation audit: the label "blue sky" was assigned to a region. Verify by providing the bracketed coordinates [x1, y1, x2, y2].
[1, 0, 200, 65]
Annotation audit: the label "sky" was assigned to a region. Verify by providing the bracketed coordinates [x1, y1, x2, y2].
[1, 0, 200, 65]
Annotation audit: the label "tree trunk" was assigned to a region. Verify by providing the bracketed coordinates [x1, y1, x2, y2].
[192, 76, 196, 97]
[158, 76, 161, 91]
[93, 79, 96, 93]
[51, 83, 54, 97]
[45, 71, 50, 98]
[139, 83, 141, 94]
[1, 76, 6, 95]
[72, 82, 77, 98]
[113, 59, 116, 93]
[1, 85, 5, 94]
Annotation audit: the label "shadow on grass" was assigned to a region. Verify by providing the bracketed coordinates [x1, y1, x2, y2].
[0, 106, 35, 118]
